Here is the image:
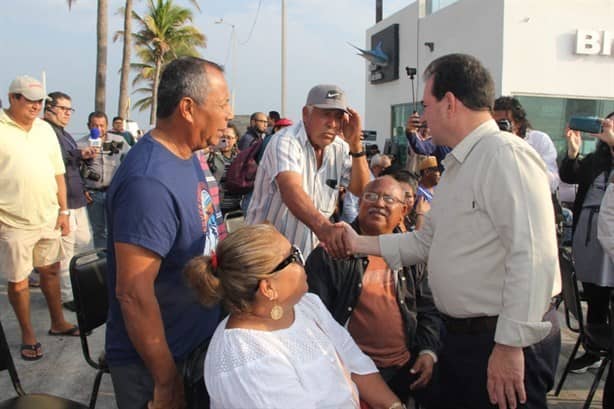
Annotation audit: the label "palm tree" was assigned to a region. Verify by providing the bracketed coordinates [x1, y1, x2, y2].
[117, 0, 133, 119]
[131, 0, 206, 124]
[68, 0, 107, 112]
[116, 0, 200, 119]
[129, 41, 200, 114]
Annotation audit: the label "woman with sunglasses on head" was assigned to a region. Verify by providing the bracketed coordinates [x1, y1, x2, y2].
[184, 224, 402, 409]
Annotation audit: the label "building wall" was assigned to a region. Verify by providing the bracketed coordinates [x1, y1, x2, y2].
[501, 0, 614, 99]
[365, 0, 614, 149]
[364, 3, 420, 147]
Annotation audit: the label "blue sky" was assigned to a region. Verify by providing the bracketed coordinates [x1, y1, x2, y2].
[0, 0, 408, 135]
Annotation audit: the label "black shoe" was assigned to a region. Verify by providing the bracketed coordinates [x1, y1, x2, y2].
[569, 353, 603, 374]
[62, 301, 77, 312]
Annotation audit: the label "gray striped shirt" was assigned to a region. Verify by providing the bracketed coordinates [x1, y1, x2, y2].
[246, 122, 351, 257]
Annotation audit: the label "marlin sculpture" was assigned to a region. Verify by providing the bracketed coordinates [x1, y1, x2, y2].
[348, 41, 389, 67]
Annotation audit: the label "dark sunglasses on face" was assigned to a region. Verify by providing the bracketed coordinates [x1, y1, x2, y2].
[254, 245, 304, 292]
[270, 245, 304, 273]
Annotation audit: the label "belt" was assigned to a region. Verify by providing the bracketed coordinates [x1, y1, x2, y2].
[443, 297, 559, 335]
[442, 315, 498, 334]
[89, 187, 108, 192]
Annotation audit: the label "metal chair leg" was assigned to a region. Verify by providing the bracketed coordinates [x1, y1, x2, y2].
[89, 369, 104, 409]
[583, 358, 610, 409]
[555, 335, 583, 396]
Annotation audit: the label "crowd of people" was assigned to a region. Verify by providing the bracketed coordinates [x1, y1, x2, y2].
[1, 52, 613, 409]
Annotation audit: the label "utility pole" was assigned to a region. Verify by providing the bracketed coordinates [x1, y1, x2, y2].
[281, 0, 287, 117]
[215, 18, 237, 111]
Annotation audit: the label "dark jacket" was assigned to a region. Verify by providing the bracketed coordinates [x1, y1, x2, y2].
[305, 221, 442, 358]
[405, 130, 451, 169]
[238, 127, 265, 151]
[46, 120, 88, 209]
[559, 142, 612, 232]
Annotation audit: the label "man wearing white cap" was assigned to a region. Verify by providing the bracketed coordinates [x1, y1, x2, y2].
[246, 84, 370, 257]
[0, 76, 79, 361]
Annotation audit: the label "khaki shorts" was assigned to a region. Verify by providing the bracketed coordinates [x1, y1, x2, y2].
[0, 220, 63, 283]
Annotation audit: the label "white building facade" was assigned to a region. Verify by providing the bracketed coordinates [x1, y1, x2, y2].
[365, 0, 614, 154]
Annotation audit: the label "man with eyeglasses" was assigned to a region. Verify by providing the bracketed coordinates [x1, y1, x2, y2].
[44, 91, 97, 311]
[307, 176, 442, 407]
[0, 76, 80, 361]
[238, 111, 268, 151]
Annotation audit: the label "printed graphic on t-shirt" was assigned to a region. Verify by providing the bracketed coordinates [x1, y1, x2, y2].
[199, 183, 219, 256]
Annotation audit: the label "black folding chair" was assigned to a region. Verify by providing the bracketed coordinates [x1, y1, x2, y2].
[554, 248, 611, 409]
[0, 319, 89, 409]
[69, 249, 110, 409]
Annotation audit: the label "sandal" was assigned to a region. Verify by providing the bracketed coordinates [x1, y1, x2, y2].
[21, 342, 43, 361]
[48, 325, 80, 337]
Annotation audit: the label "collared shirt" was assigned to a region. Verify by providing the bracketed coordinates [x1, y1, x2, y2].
[525, 129, 560, 193]
[246, 121, 351, 256]
[78, 132, 130, 189]
[380, 120, 561, 348]
[0, 110, 65, 228]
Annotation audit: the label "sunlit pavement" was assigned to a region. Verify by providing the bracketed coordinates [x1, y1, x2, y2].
[0, 282, 606, 408]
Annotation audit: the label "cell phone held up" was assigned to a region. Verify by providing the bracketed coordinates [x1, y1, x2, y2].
[569, 116, 603, 134]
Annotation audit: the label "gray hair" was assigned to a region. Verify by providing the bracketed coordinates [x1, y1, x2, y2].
[156, 56, 224, 119]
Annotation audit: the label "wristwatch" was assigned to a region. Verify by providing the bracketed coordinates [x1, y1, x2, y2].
[349, 150, 366, 158]
[59, 210, 71, 216]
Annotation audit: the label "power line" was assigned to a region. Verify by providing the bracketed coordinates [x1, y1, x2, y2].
[239, 0, 263, 45]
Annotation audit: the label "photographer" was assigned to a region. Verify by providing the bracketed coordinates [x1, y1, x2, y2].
[493, 96, 560, 193]
[560, 112, 614, 373]
[44, 92, 96, 311]
[80, 111, 130, 249]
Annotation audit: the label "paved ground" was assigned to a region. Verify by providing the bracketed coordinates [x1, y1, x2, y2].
[0, 282, 607, 408]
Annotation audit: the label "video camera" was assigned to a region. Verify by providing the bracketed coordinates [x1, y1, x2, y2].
[103, 140, 124, 155]
[497, 119, 512, 132]
[79, 162, 101, 182]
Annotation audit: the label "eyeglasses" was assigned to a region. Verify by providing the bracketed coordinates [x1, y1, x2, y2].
[270, 245, 304, 274]
[54, 105, 75, 113]
[254, 119, 268, 123]
[362, 191, 405, 205]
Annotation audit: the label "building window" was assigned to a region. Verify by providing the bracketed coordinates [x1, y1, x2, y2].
[426, 0, 460, 15]
[515, 95, 614, 156]
[391, 103, 413, 139]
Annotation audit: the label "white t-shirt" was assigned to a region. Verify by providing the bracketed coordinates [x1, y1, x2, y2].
[204, 293, 377, 409]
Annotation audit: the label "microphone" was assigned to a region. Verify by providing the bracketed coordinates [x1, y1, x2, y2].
[88, 128, 102, 148]
[90, 128, 100, 138]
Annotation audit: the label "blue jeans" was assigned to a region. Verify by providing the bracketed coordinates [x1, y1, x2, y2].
[87, 190, 107, 249]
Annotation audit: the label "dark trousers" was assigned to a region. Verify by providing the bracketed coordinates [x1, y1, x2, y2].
[430, 309, 560, 409]
[582, 282, 613, 325]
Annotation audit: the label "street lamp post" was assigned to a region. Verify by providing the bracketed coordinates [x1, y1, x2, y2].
[215, 18, 237, 111]
[281, 0, 286, 117]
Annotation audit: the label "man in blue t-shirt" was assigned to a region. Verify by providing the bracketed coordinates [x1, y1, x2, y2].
[105, 57, 233, 409]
